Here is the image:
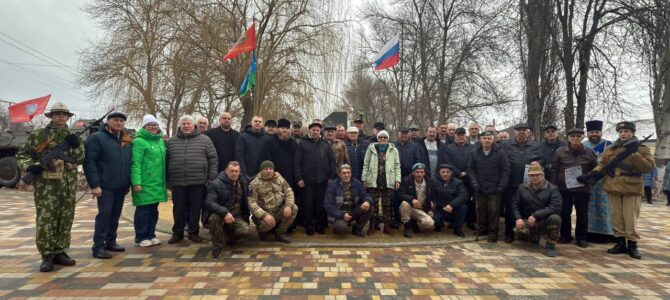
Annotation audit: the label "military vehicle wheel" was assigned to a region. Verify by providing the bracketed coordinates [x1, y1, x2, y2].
[0, 157, 20, 188]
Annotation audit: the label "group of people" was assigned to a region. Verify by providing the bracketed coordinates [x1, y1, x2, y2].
[16, 102, 662, 272]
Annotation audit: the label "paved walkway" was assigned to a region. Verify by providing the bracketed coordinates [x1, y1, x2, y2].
[1, 188, 669, 299]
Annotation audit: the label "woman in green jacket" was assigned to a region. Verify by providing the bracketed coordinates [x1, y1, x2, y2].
[131, 115, 168, 247]
[362, 130, 401, 235]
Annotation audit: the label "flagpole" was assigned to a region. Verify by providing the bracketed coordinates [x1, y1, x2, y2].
[399, 21, 404, 130]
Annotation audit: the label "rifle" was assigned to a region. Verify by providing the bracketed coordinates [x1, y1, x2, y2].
[599, 134, 653, 178]
[22, 109, 115, 185]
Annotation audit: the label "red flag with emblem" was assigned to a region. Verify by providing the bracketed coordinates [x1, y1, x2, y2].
[222, 22, 256, 60]
[8, 94, 51, 123]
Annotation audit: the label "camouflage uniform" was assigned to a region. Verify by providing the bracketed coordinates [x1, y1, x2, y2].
[15, 123, 84, 255]
[248, 172, 298, 233]
[514, 214, 561, 245]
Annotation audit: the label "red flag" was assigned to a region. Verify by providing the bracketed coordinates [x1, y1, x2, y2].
[222, 22, 256, 60]
[8, 94, 51, 123]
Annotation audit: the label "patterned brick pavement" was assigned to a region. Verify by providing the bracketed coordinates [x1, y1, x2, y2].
[1, 188, 669, 299]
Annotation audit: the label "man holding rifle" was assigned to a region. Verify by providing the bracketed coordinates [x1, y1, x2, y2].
[16, 102, 85, 272]
[578, 121, 655, 259]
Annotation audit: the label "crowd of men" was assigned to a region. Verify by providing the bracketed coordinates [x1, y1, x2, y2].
[17, 102, 658, 272]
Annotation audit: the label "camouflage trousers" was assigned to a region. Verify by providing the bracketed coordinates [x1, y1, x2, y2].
[34, 176, 77, 255]
[252, 204, 298, 234]
[208, 214, 250, 248]
[514, 214, 561, 245]
[370, 188, 393, 224]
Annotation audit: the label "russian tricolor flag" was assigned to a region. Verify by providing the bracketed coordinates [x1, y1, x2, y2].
[374, 33, 400, 71]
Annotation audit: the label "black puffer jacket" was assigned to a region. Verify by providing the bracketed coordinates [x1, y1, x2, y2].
[440, 142, 474, 183]
[234, 127, 270, 176]
[511, 181, 562, 220]
[398, 174, 432, 211]
[294, 137, 336, 185]
[203, 171, 250, 223]
[167, 129, 218, 187]
[416, 138, 445, 178]
[467, 143, 511, 194]
[429, 175, 469, 208]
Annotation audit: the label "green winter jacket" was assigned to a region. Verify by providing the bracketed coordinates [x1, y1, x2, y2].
[362, 143, 401, 188]
[130, 128, 167, 206]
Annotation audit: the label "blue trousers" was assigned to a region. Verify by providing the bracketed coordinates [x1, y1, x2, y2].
[92, 188, 127, 252]
[134, 203, 159, 243]
[433, 203, 466, 229]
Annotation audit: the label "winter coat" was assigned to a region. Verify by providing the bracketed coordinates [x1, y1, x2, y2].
[84, 125, 132, 190]
[500, 138, 543, 187]
[398, 174, 432, 211]
[663, 161, 670, 192]
[511, 181, 562, 221]
[467, 143, 511, 194]
[430, 175, 469, 208]
[416, 137, 445, 178]
[166, 129, 218, 187]
[205, 127, 239, 173]
[323, 177, 372, 221]
[393, 140, 420, 178]
[130, 128, 167, 206]
[549, 145, 597, 193]
[541, 139, 567, 175]
[248, 172, 295, 218]
[345, 139, 369, 181]
[294, 137, 336, 185]
[362, 143, 401, 188]
[234, 127, 270, 175]
[204, 171, 250, 223]
[593, 137, 655, 196]
[440, 142, 475, 181]
[260, 136, 297, 186]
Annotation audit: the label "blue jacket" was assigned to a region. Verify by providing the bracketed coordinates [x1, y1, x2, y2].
[430, 175, 469, 208]
[84, 125, 132, 190]
[323, 177, 372, 222]
[393, 140, 420, 178]
[345, 139, 369, 181]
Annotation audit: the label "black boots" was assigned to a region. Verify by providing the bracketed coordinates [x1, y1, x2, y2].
[39, 254, 54, 272]
[627, 240, 642, 259]
[607, 237, 628, 254]
[403, 223, 413, 238]
[53, 252, 76, 266]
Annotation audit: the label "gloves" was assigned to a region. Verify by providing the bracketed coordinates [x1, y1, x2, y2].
[65, 134, 80, 149]
[27, 165, 44, 175]
[576, 174, 590, 183]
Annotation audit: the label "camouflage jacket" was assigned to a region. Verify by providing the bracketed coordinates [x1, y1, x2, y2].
[16, 122, 85, 179]
[248, 172, 295, 218]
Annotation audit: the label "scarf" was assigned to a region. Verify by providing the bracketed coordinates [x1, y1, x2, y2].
[107, 127, 133, 147]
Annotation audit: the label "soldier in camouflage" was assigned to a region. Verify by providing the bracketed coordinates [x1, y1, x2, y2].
[248, 160, 298, 243]
[16, 102, 84, 272]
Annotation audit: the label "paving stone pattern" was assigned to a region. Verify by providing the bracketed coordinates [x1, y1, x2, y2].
[1, 189, 669, 299]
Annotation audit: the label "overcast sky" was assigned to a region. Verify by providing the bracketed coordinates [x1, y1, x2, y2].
[0, 0, 104, 118]
[0, 0, 653, 129]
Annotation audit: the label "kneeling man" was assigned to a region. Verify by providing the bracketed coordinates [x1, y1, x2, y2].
[399, 163, 435, 238]
[205, 161, 250, 258]
[430, 164, 469, 237]
[248, 161, 298, 243]
[324, 164, 373, 237]
[512, 163, 562, 257]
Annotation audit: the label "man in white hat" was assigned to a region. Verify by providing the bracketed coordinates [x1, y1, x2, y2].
[16, 102, 85, 272]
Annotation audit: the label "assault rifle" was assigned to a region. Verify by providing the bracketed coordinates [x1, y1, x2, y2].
[22, 109, 115, 185]
[598, 134, 653, 178]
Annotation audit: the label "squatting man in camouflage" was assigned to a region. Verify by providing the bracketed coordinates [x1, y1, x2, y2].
[248, 160, 298, 243]
[16, 102, 85, 272]
[511, 163, 562, 257]
[205, 161, 250, 258]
